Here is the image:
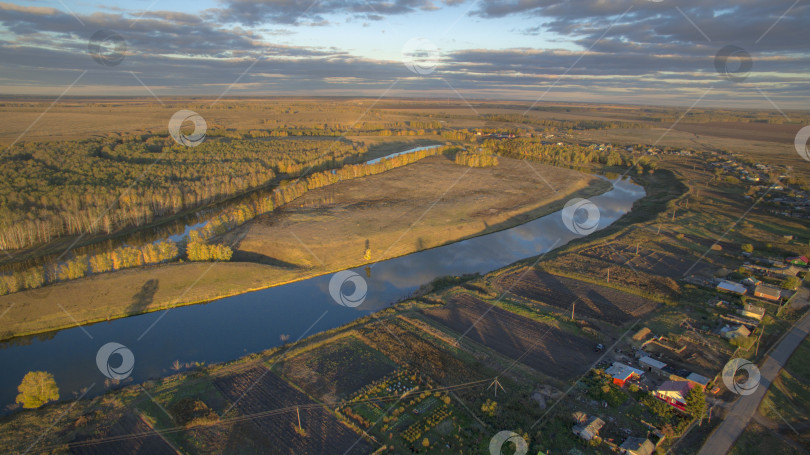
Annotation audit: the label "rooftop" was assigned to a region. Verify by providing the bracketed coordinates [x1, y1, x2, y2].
[754, 285, 782, 298]
[639, 356, 667, 370]
[657, 380, 692, 395]
[605, 362, 644, 380]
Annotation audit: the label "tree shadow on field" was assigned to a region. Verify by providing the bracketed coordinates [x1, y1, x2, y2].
[128, 279, 159, 314]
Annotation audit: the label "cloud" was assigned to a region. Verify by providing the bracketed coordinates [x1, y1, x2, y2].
[0, 0, 808, 107]
[211, 0, 459, 26]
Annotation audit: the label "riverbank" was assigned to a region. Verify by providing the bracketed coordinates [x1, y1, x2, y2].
[0, 156, 608, 341]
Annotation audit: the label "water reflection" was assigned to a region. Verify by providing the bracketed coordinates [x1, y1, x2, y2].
[0, 176, 643, 413]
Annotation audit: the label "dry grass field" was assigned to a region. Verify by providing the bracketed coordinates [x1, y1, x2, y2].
[231, 155, 606, 269]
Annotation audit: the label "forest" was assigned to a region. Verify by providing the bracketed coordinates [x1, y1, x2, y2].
[0, 136, 363, 250]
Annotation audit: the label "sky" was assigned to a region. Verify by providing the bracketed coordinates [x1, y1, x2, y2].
[0, 0, 808, 107]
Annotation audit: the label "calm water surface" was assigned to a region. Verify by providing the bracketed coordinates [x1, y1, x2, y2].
[0, 175, 644, 412]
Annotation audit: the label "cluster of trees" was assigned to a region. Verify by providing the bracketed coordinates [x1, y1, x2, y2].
[454, 151, 499, 167]
[186, 232, 233, 261]
[0, 240, 179, 295]
[0, 136, 362, 250]
[480, 138, 657, 174]
[482, 139, 607, 166]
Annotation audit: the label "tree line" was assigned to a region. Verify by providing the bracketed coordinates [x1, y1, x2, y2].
[454, 151, 499, 167]
[0, 137, 363, 250]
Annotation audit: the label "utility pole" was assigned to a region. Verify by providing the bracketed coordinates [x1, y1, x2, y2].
[755, 324, 765, 357]
[297, 407, 302, 432]
[607, 268, 610, 283]
[488, 377, 505, 398]
[657, 223, 662, 235]
[571, 301, 576, 322]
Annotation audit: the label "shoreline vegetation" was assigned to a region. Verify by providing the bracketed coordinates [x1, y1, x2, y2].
[0, 156, 610, 342]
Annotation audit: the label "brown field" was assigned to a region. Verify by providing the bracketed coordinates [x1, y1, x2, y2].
[213, 366, 371, 455]
[575, 239, 696, 278]
[421, 294, 601, 380]
[277, 335, 396, 403]
[232, 155, 606, 269]
[492, 268, 660, 324]
[358, 317, 490, 385]
[69, 412, 176, 455]
[673, 121, 803, 144]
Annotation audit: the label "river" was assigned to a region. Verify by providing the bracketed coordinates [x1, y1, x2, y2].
[0, 174, 644, 412]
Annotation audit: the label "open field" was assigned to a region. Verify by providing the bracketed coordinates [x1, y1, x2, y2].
[421, 294, 601, 380]
[277, 335, 397, 403]
[70, 412, 178, 455]
[358, 316, 493, 386]
[730, 421, 803, 455]
[232, 155, 605, 268]
[213, 366, 371, 455]
[491, 267, 660, 325]
[756, 336, 810, 450]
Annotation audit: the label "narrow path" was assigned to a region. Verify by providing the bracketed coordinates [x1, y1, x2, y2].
[697, 301, 810, 455]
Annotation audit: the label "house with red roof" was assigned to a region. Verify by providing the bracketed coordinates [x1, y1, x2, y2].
[654, 381, 693, 411]
[787, 255, 808, 267]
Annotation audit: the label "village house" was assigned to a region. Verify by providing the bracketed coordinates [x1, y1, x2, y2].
[716, 280, 747, 295]
[572, 415, 605, 441]
[787, 255, 808, 266]
[754, 285, 782, 302]
[685, 372, 711, 389]
[654, 381, 693, 411]
[620, 437, 655, 455]
[605, 363, 644, 387]
[639, 356, 667, 375]
[741, 277, 762, 287]
[720, 324, 751, 340]
[740, 303, 766, 321]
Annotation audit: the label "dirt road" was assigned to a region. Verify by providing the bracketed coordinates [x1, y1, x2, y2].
[698, 300, 810, 455]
